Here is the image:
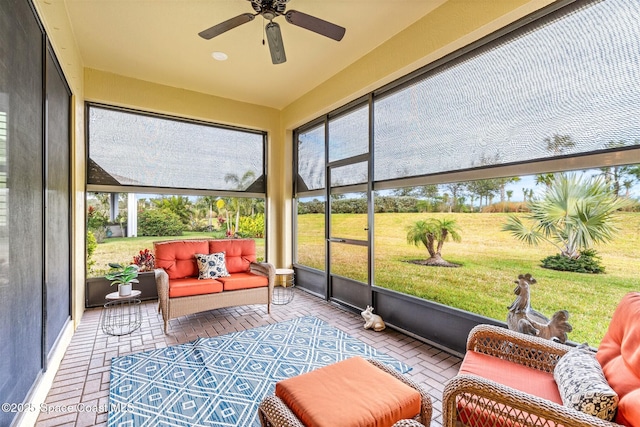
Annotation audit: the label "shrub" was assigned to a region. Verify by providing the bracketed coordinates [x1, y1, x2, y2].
[374, 196, 420, 213]
[541, 249, 605, 274]
[86, 230, 98, 274]
[138, 209, 184, 236]
[238, 214, 265, 238]
[298, 199, 325, 214]
[482, 202, 528, 213]
[331, 198, 367, 214]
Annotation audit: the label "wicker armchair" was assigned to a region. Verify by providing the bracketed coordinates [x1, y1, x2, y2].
[442, 324, 622, 427]
[258, 358, 432, 427]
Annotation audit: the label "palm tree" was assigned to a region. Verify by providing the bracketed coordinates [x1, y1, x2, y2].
[224, 171, 257, 235]
[506, 190, 513, 203]
[503, 173, 631, 259]
[194, 196, 217, 231]
[535, 173, 555, 189]
[406, 218, 462, 266]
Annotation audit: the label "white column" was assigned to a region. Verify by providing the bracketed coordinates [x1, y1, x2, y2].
[109, 193, 119, 222]
[127, 193, 137, 237]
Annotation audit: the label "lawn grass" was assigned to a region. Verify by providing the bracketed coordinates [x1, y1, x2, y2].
[297, 212, 640, 346]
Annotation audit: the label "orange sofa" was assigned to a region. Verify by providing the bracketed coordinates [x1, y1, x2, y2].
[153, 239, 274, 333]
[441, 292, 640, 427]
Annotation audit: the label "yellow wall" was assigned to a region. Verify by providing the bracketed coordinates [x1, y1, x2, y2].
[35, 0, 556, 328]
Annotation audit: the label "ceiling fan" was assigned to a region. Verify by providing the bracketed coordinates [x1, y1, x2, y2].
[198, 0, 346, 64]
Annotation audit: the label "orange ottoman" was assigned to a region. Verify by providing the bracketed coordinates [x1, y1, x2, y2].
[258, 357, 431, 427]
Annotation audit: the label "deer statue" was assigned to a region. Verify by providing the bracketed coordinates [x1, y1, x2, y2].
[361, 306, 386, 332]
[507, 273, 573, 343]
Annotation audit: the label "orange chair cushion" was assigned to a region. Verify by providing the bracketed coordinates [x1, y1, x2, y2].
[209, 239, 256, 274]
[275, 356, 421, 427]
[457, 351, 562, 427]
[216, 272, 268, 291]
[596, 292, 640, 427]
[154, 240, 209, 279]
[460, 350, 562, 404]
[168, 277, 223, 298]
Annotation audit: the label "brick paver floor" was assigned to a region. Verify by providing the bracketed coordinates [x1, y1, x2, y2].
[35, 289, 461, 427]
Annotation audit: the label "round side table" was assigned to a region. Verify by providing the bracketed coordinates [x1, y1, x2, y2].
[101, 290, 142, 336]
[273, 268, 295, 305]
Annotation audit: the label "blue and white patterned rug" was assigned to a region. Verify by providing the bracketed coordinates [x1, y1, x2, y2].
[108, 316, 411, 427]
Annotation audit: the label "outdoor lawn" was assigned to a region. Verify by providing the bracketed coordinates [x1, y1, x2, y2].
[297, 211, 640, 346]
[90, 212, 639, 346]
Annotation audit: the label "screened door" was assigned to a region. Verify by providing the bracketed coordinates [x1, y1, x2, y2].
[326, 104, 371, 309]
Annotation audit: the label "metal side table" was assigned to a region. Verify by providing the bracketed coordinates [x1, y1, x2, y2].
[273, 268, 295, 305]
[101, 290, 142, 336]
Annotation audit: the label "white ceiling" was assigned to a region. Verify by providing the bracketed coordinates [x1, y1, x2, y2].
[53, 0, 445, 109]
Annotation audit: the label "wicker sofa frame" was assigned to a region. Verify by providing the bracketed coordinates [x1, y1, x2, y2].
[257, 358, 432, 427]
[441, 324, 622, 427]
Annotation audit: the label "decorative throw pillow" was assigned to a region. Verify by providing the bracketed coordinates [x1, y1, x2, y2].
[554, 347, 618, 421]
[195, 252, 230, 280]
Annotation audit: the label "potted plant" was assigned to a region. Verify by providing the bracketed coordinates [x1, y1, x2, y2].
[85, 249, 159, 308]
[105, 263, 139, 297]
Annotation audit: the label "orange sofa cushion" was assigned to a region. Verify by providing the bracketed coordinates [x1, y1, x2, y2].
[168, 277, 223, 298]
[596, 292, 640, 427]
[216, 272, 268, 291]
[209, 239, 256, 274]
[275, 356, 421, 427]
[459, 350, 562, 404]
[154, 240, 209, 279]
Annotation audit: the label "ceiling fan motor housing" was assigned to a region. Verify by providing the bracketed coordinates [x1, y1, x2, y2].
[250, 0, 289, 15]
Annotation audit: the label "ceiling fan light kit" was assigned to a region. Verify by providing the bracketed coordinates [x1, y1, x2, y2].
[198, 0, 345, 64]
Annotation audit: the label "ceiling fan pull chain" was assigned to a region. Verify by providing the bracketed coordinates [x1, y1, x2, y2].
[262, 15, 266, 45]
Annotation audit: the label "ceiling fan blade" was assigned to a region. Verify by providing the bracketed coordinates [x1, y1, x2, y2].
[198, 13, 255, 40]
[265, 21, 286, 64]
[285, 10, 345, 41]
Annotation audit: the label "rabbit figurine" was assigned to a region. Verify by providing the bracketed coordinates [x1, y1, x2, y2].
[361, 305, 386, 331]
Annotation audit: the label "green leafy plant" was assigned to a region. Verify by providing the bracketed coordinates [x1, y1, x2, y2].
[86, 230, 98, 274]
[541, 248, 605, 273]
[104, 263, 139, 287]
[87, 205, 109, 242]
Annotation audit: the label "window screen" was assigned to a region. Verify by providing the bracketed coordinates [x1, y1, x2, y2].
[328, 105, 368, 163]
[88, 105, 265, 192]
[374, 0, 640, 182]
[297, 124, 325, 191]
[331, 162, 368, 187]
